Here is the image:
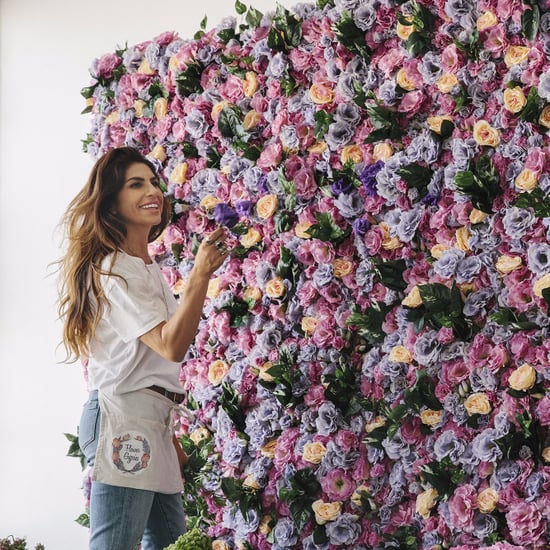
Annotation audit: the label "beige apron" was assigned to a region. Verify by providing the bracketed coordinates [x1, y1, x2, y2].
[92, 389, 184, 494]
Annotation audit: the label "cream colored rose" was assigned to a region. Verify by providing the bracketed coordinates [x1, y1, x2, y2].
[256, 194, 278, 219]
[542, 446, 550, 463]
[295, 220, 313, 238]
[437, 73, 459, 93]
[402, 285, 423, 307]
[172, 278, 186, 295]
[170, 162, 188, 185]
[477, 487, 499, 513]
[503, 86, 527, 114]
[427, 115, 453, 134]
[416, 487, 438, 519]
[389, 345, 413, 363]
[310, 82, 335, 105]
[496, 255, 522, 274]
[243, 475, 261, 490]
[154, 97, 168, 119]
[473, 120, 500, 147]
[477, 10, 498, 31]
[380, 223, 402, 250]
[200, 195, 221, 210]
[431, 243, 450, 259]
[515, 168, 538, 192]
[134, 99, 147, 117]
[243, 71, 258, 97]
[104, 110, 120, 125]
[312, 500, 342, 524]
[504, 45, 530, 67]
[301, 316, 319, 335]
[420, 409, 443, 427]
[373, 142, 394, 161]
[308, 141, 328, 154]
[207, 360, 230, 385]
[211, 100, 231, 120]
[243, 110, 262, 131]
[341, 144, 363, 164]
[190, 427, 211, 445]
[206, 277, 220, 299]
[365, 415, 387, 433]
[257, 361, 275, 382]
[258, 515, 273, 535]
[260, 439, 277, 458]
[533, 272, 550, 297]
[539, 105, 550, 128]
[240, 227, 263, 248]
[396, 19, 416, 40]
[396, 68, 416, 91]
[464, 392, 492, 415]
[333, 258, 354, 278]
[212, 541, 231, 550]
[149, 144, 167, 163]
[137, 58, 155, 75]
[265, 276, 286, 298]
[469, 208, 488, 224]
[243, 286, 262, 305]
[508, 363, 537, 391]
[351, 485, 370, 507]
[455, 226, 471, 252]
[302, 441, 327, 464]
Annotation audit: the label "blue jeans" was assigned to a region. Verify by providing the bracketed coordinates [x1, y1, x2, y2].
[79, 391, 186, 550]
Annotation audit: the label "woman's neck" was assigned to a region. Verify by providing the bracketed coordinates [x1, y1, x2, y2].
[120, 238, 151, 264]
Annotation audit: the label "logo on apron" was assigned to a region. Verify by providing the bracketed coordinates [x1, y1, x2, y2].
[111, 431, 151, 474]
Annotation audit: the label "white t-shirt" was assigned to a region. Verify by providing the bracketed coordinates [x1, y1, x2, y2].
[87, 251, 183, 395]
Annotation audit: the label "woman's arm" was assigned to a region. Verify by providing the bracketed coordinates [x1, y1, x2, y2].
[139, 227, 227, 362]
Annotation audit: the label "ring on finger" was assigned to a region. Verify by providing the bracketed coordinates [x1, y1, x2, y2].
[215, 241, 225, 250]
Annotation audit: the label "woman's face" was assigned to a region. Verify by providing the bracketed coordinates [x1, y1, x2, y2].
[113, 162, 164, 232]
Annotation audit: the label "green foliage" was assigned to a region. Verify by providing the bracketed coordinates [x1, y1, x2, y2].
[0, 537, 44, 550]
[176, 61, 204, 96]
[333, 11, 371, 60]
[522, 0, 540, 41]
[347, 301, 394, 344]
[305, 212, 351, 243]
[267, 4, 302, 53]
[221, 477, 261, 522]
[372, 258, 408, 291]
[278, 468, 321, 531]
[421, 457, 465, 500]
[220, 382, 247, 433]
[397, 163, 433, 199]
[65, 431, 86, 470]
[364, 102, 403, 143]
[490, 308, 539, 332]
[322, 360, 365, 417]
[163, 527, 212, 550]
[513, 186, 550, 218]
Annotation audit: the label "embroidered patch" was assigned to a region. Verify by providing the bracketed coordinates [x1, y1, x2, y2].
[111, 432, 151, 474]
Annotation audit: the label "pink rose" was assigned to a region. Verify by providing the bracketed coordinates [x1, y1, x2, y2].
[448, 484, 477, 532]
[506, 501, 545, 546]
[219, 74, 245, 103]
[163, 224, 184, 246]
[320, 468, 355, 500]
[256, 142, 282, 170]
[294, 168, 317, 199]
[94, 53, 122, 79]
[536, 395, 550, 425]
[310, 240, 336, 264]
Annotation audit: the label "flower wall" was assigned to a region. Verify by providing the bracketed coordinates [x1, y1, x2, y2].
[81, 0, 550, 548]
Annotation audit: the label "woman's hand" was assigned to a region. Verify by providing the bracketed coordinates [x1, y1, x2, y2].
[193, 226, 229, 276]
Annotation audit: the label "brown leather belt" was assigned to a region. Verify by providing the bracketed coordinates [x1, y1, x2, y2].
[148, 385, 185, 404]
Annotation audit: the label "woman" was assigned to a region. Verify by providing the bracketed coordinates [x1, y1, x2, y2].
[57, 147, 228, 549]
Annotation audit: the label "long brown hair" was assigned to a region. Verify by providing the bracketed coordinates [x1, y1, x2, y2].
[57, 147, 171, 362]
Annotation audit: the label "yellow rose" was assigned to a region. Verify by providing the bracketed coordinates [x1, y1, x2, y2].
[134, 99, 146, 117]
[168, 56, 180, 72]
[308, 141, 328, 154]
[154, 97, 168, 119]
[295, 220, 313, 238]
[515, 168, 539, 192]
[243, 475, 261, 490]
[240, 227, 263, 248]
[200, 194, 221, 210]
[265, 276, 286, 298]
[543, 446, 550, 463]
[504, 45, 530, 67]
[170, 162, 188, 184]
[104, 110, 120, 125]
[496, 255, 523, 274]
[190, 427, 211, 445]
[508, 363, 537, 391]
[388, 345, 413, 363]
[260, 439, 277, 458]
[310, 82, 335, 105]
[477, 487, 499, 513]
[137, 58, 155, 75]
[311, 500, 342, 524]
[301, 316, 319, 335]
[373, 142, 394, 161]
[503, 86, 527, 114]
[416, 488, 438, 519]
[365, 415, 387, 433]
[341, 144, 363, 164]
[207, 360, 230, 385]
[243, 286, 262, 305]
[148, 144, 166, 163]
[212, 541, 231, 550]
[333, 258, 354, 278]
[437, 73, 459, 93]
[256, 194, 278, 219]
[477, 10, 498, 31]
[402, 285, 423, 307]
[420, 409, 443, 427]
[427, 115, 453, 134]
[243, 110, 262, 131]
[431, 243, 450, 259]
[380, 223, 402, 250]
[464, 392, 492, 415]
[351, 485, 370, 507]
[473, 120, 501, 147]
[207, 277, 221, 299]
[539, 105, 550, 128]
[243, 71, 258, 97]
[258, 515, 273, 535]
[302, 441, 327, 464]
[211, 100, 231, 120]
[257, 361, 275, 382]
[172, 278, 186, 295]
[396, 68, 416, 91]
[455, 226, 471, 252]
[533, 272, 550, 297]
[469, 208, 488, 224]
[396, 19, 416, 40]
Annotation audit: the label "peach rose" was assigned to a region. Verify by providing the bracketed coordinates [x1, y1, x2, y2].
[149, 144, 166, 163]
[295, 220, 313, 238]
[134, 99, 146, 117]
[388, 345, 413, 363]
[190, 427, 211, 445]
[243, 475, 261, 490]
[455, 226, 471, 252]
[503, 86, 527, 113]
[431, 243, 450, 259]
[416, 488, 438, 519]
[137, 58, 155, 75]
[373, 142, 394, 161]
[256, 194, 278, 219]
[301, 316, 319, 335]
[207, 277, 221, 299]
[473, 120, 500, 147]
[104, 110, 120, 125]
[477, 10, 498, 31]
[477, 487, 499, 513]
[172, 279, 186, 295]
[539, 105, 550, 128]
[341, 144, 363, 164]
[154, 97, 168, 119]
[208, 360, 230, 385]
[260, 439, 277, 458]
[464, 392, 492, 415]
[543, 447, 550, 463]
[212, 541, 231, 550]
[211, 100, 231, 120]
[508, 363, 537, 391]
[496, 255, 522, 274]
[311, 500, 342, 524]
[310, 82, 335, 105]
[200, 194, 221, 210]
[265, 276, 286, 298]
[243, 110, 262, 131]
[533, 272, 550, 297]
[420, 409, 443, 426]
[469, 208, 488, 224]
[515, 168, 538, 192]
[396, 18, 416, 40]
[427, 115, 453, 134]
[243, 286, 262, 305]
[396, 68, 416, 91]
[242, 71, 258, 97]
[240, 227, 263, 248]
[302, 441, 327, 464]
[437, 73, 459, 93]
[402, 285, 423, 307]
[170, 162, 188, 184]
[308, 141, 328, 154]
[365, 415, 387, 433]
[333, 258, 354, 277]
[257, 361, 275, 382]
[258, 515, 273, 535]
[351, 485, 370, 507]
[504, 45, 530, 67]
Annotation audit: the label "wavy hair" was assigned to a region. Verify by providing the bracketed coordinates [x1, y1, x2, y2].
[56, 147, 171, 362]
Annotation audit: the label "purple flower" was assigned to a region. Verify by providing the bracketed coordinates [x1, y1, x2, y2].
[272, 516, 298, 547]
[325, 513, 361, 546]
[330, 177, 354, 196]
[359, 160, 384, 196]
[214, 203, 239, 228]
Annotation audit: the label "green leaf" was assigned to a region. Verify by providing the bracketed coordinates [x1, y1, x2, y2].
[333, 10, 371, 60]
[520, 86, 541, 122]
[246, 7, 263, 27]
[220, 382, 247, 432]
[490, 308, 539, 332]
[513, 186, 550, 218]
[522, 3, 540, 41]
[314, 110, 333, 140]
[218, 106, 245, 139]
[65, 432, 86, 470]
[75, 512, 90, 528]
[235, 0, 247, 15]
[421, 457, 464, 500]
[373, 259, 407, 291]
[176, 62, 204, 96]
[346, 301, 393, 344]
[305, 211, 350, 243]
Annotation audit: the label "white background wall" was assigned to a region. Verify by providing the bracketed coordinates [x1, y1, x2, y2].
[0, 0, 293, 547]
